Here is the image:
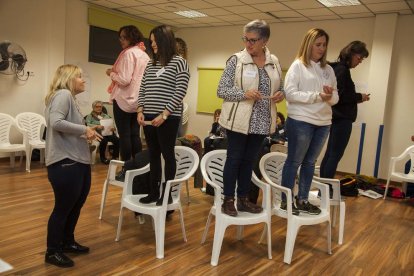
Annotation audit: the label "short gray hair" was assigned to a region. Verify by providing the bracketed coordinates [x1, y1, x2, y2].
[244, 20, 270, 40]
[92, 100, 103, 108]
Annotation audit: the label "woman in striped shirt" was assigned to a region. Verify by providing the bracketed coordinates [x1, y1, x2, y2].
[137, 25, 190, 205]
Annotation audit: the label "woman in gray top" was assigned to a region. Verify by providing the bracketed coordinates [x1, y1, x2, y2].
[44, 64, 100, 268]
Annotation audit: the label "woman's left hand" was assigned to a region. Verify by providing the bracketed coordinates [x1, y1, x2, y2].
[271, 91, 285, 103]
[151, 115, 165, 127]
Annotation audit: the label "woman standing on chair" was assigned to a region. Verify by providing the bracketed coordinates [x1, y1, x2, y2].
[137, 25, 190, 205]
[320, 41, 369, 178]
[217, 19, 284, 216]
[282, 28, 338, 215]
[44, 65, 101, 267]
[107, 25, 150, 161]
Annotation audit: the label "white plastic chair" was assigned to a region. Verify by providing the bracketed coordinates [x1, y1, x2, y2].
[312, 176, 345, 245]
[15, 112, 46, 172]
[383, 145, 414, 199]
[0, 113, 26, 169]
[200, 149, 272, 266]
[115, 146, 199, 259]
[259, 152, 331, 264]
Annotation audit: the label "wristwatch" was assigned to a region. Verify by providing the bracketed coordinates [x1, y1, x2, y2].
[162, 113, 168, 120]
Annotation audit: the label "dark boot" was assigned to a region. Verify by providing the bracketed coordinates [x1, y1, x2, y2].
[139, 182, 160, 204]
[156, 182, 173, 206]
[115, 167, 126, 182]
[237, 196, 263, 213]
[45, 251, 74, 268]
[221, 196, 237, 216]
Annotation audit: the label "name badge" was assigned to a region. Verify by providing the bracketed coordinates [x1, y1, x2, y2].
[156, 67, 165, 77]
[243, 70, 256, 78]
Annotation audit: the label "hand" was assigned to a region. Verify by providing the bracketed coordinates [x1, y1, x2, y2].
[151, 114, 165, 127]
[106, 68, 112, 76]
[323, 85, 333, 95]
[271, 91, 284, 103]
[411, 135, 414, 142]
[362, 93, 370, 102]
[137, 112, 145, 126]
[245, 89, 261, 101]
[85, 127, 102, 142]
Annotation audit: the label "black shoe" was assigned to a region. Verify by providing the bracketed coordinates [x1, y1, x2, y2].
[296, 200, 321, 215]
[45, 251, 74, 267]
[115, 168, 126, 182]
[62, 241, 90, 254]
[139, 193, 159, 204]
[101, 159, 110, 165]
[280, 201, 300, 216]
[156, 193, 173, 206]
[221, 196, 238, 216]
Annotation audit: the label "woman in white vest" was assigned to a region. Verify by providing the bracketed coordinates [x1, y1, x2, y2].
[217, 19, 284, 216]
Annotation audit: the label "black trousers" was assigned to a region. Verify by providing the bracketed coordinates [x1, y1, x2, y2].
[143, 118, 180, 189]
[46, 159, 91, 252]
[99, 134, 120, 161]
[113, 100, 142, 161]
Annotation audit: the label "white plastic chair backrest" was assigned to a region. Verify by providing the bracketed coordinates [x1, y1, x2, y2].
[0, 113, 16, 145]
[170, 146, 200, 198]
[259, 152, 287, 207]
[182, 102, 189, 125]
[393, 145, 414, 176]
[270, 143, 287, 154]
[15, 112, 46, 142]
[200, 149, 227, 204]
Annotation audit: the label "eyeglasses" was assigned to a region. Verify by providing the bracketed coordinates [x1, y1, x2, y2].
[242, 36, 261, 44]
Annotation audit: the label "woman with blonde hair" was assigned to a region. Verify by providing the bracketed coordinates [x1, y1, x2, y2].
[281, 28, 338, 215]
[44, 64, 100, 267]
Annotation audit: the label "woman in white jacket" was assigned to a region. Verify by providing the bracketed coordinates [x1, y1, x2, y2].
[282, 28, 338, 215]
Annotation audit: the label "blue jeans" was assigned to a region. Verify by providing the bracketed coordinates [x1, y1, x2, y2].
[281, 118, 330, 200]
[320, 119, 353, 178]
[223, 130, 265, 197]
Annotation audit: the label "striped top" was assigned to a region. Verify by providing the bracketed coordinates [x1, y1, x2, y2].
[138, 55, 190, 117]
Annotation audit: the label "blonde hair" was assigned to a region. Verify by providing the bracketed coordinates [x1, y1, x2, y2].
[297, 28, 329, 68]
[45, 64, 82, 105]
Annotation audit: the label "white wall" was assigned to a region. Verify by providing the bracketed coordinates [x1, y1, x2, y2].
[1, 0, 413, 178]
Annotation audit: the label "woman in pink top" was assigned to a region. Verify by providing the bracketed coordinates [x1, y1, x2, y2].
[107, 25, 150, 161]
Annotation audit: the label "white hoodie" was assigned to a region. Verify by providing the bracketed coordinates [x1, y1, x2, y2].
[284, 59, 338, 126]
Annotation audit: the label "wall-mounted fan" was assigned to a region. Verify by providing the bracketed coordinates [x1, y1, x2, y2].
[0, 41, 28, 80]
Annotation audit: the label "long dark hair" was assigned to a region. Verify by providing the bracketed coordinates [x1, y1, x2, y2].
[150, 25, 177, 66]
[337, 41, 369, 66]
[119, 25, 144, 46]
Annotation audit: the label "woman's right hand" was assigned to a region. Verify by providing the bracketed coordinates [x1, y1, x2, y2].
[137, 112, 145, 126]
[245, 89, 261, 101]
[320, 85, 333, 101]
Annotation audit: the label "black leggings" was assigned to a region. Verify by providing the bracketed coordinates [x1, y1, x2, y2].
[46, 159, 91, 252]
[113, 100, 142, 161]
[143, 118, 180, 188]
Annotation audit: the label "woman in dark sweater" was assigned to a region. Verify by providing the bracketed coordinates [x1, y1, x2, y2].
[320, 41, 370, 178]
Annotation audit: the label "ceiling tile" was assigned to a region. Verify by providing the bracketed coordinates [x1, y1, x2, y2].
[281, 17, 309, 22]
[298, 8, 335, 16]
[406, 0, 414, 9]
[138, 0, 170, 4]
[340, 12, 375, 18]
[157, 12, 185, 19]
[215, 14, 249, 21]
[157, 3, 190, 12]
[271, 10, 304, 18]
[194, 16, 227, 23]
[179, 0, 216, 9]
[360, 0, 405, 3]
[93, 0, 123, 8]
[204, 0, 245, 7]
[240, 0, 278, 3]
[223, 5, 260, 13]
[330, 5, 371, 15]
[366, 1, 410, 12]
[282, 0, 324, 9]
[254, 2, 291, 12]
[197, 7, 234, 15]
[130, 5, 167, 14]
[308, 15, 342, 20]
[239, 12, 276, 20]
[107, 0, 142, 6]
[174, 18, 201, 24]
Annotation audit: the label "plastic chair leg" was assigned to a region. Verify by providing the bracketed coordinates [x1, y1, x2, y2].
[211, 222, 227, 266]
[185, 180, 190, 205]
[115, 207, 124, 241]
[266, 222, 272, 259]
[258, 224, 267, 244]
[178, 206, 187, 242]
[98, 179, 109, 219]
[284, 221, 299, 264]
[25, 149, 31, 172]
[236, 225, 244, 241]
[327, 220, 332, 254]
[383, 177, 391, 199]
[154, 214, 166, 259]
[338, 202, 345, 245]
[201, 210, 213, 244]
[332, 204, 338, 227]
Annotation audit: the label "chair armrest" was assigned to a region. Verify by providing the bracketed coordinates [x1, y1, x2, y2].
[264, 178, 293, 214]
[313, 176, 341, 203]
[310, 180, 330, 210]
[123, 164, 151, 195]
[251, 173, 271, 211]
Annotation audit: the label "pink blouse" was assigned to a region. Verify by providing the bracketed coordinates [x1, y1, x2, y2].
[109, 47, 150, 113]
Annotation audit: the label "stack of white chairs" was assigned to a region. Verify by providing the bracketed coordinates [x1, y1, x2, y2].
[0, 113, 26, 169]
[200, 149, 272, 266]
[259, 151, 331, 264]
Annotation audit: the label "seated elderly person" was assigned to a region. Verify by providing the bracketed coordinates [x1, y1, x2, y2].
[85, 100, 119, 164]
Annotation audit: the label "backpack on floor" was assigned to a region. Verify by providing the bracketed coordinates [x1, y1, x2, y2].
[340, 177, 359, 197]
